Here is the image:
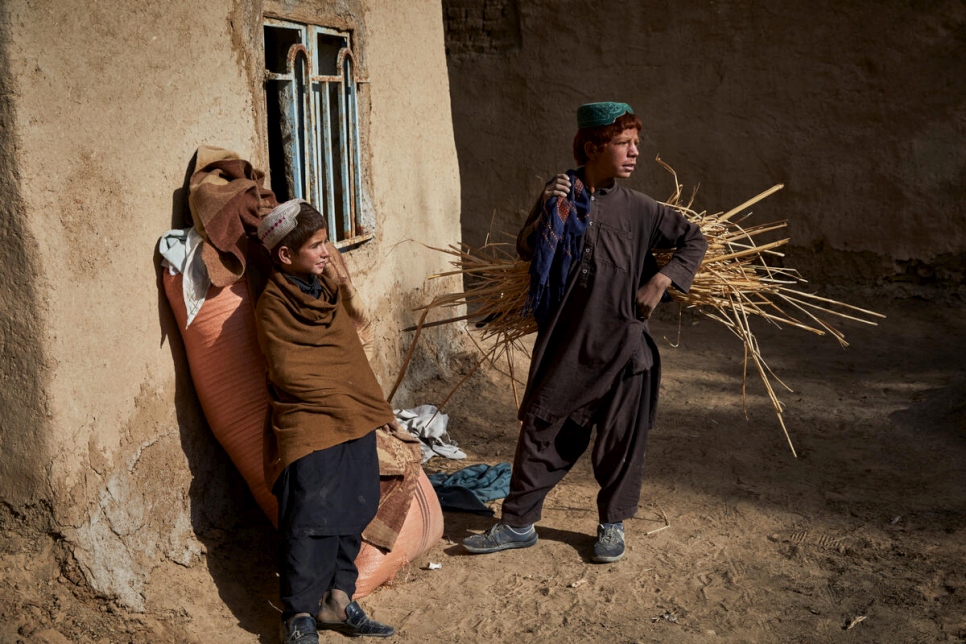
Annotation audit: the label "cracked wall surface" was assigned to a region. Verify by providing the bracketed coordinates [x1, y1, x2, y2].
[1, 0, 462, 609]
[1, 0, 268, 609]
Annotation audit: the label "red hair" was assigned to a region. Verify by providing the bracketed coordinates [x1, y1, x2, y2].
[572, 112, 643, 164]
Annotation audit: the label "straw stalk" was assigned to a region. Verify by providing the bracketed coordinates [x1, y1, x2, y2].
[391, 159, 884, 456]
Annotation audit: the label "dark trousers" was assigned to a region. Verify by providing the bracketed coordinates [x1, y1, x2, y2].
[273, 433, 379, 621]
[278, 533, 362, 619]
[501, 363, 658, 526]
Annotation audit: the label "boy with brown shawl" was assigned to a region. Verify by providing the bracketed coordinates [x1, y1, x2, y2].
[463, 102, 707, 563]
[255, 200, 396, 643]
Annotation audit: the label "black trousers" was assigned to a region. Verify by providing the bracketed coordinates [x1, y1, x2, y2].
[501, 361, 658, 526]
[273, 432, 379, 620]
[278, 533, 362, 619]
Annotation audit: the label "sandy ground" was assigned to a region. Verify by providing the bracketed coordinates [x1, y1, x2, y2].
[2, 296, 964, 643]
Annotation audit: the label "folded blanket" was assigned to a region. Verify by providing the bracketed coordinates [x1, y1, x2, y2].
[188, 146, 277, 287]
[364, 425, 422, 550]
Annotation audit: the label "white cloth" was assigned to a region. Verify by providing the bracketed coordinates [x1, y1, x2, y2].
[158, 227, 210, 328]
[394, 405, 466, 463]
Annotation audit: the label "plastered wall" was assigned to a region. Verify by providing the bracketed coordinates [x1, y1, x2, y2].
[446, 0, 966, 296]
[0, 0, 462, 609]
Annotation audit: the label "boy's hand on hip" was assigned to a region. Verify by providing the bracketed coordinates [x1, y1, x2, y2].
[636, 273, 672, 320]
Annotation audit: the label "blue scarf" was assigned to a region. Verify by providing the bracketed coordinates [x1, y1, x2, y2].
[525, 170, 591, 327]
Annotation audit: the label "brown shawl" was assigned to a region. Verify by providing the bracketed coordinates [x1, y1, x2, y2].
[322, 243, 375, 359]
[256, 269, 395, 487]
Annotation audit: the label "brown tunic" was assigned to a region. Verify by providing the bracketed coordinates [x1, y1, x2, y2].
[255, 269, 395, 487]
[516, 176, 707, 424]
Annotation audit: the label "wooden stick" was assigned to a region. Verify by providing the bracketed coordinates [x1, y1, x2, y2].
[388, 306, 431, 402]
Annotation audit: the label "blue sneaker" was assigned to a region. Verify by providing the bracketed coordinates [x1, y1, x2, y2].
[593, 522, 625, 563]
[462, 523, 537, 553]
[280, 615, 319, 644]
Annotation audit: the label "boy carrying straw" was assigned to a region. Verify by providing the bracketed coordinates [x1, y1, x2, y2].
[463, 102, 707, 563]
[255, 199, 396, 642]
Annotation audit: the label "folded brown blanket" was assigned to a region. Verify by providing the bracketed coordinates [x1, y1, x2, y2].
[364, 425, 422, 550]
[188, 146, 277, 287]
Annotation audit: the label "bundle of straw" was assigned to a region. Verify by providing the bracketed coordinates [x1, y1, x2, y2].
[390, 158, 884, 456]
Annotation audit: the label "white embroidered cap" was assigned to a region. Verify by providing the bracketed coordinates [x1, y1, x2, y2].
[257, 199, 308, 250]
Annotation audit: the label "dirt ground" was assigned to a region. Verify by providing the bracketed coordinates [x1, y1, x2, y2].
[2, 295, 964, 643]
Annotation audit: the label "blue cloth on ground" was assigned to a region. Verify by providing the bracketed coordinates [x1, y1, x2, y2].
[427, 463, 512, 516]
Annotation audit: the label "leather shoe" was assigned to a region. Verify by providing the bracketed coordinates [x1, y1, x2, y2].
[280, 615, 320, 643]
[317, 601, 395, 638]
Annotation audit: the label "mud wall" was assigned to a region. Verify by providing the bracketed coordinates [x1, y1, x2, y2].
[445, 0, 966, 297]
[0, 0, 461, 610]
[0, 8, 47, 509]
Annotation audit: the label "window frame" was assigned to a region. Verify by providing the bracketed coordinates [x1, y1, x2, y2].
[263, 18, 371, 248]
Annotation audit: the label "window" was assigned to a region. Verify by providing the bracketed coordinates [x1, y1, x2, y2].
[263, 19, 370, 247]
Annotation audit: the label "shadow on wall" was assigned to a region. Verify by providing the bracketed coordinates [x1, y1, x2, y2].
[0, 9, 52, 518]
[155, 152, 280, 641]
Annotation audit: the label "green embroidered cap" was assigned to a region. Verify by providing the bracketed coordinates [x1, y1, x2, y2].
[576, 102, 634, 129]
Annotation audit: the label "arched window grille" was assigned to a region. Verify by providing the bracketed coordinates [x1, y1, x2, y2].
[264, 19, 370, 247]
